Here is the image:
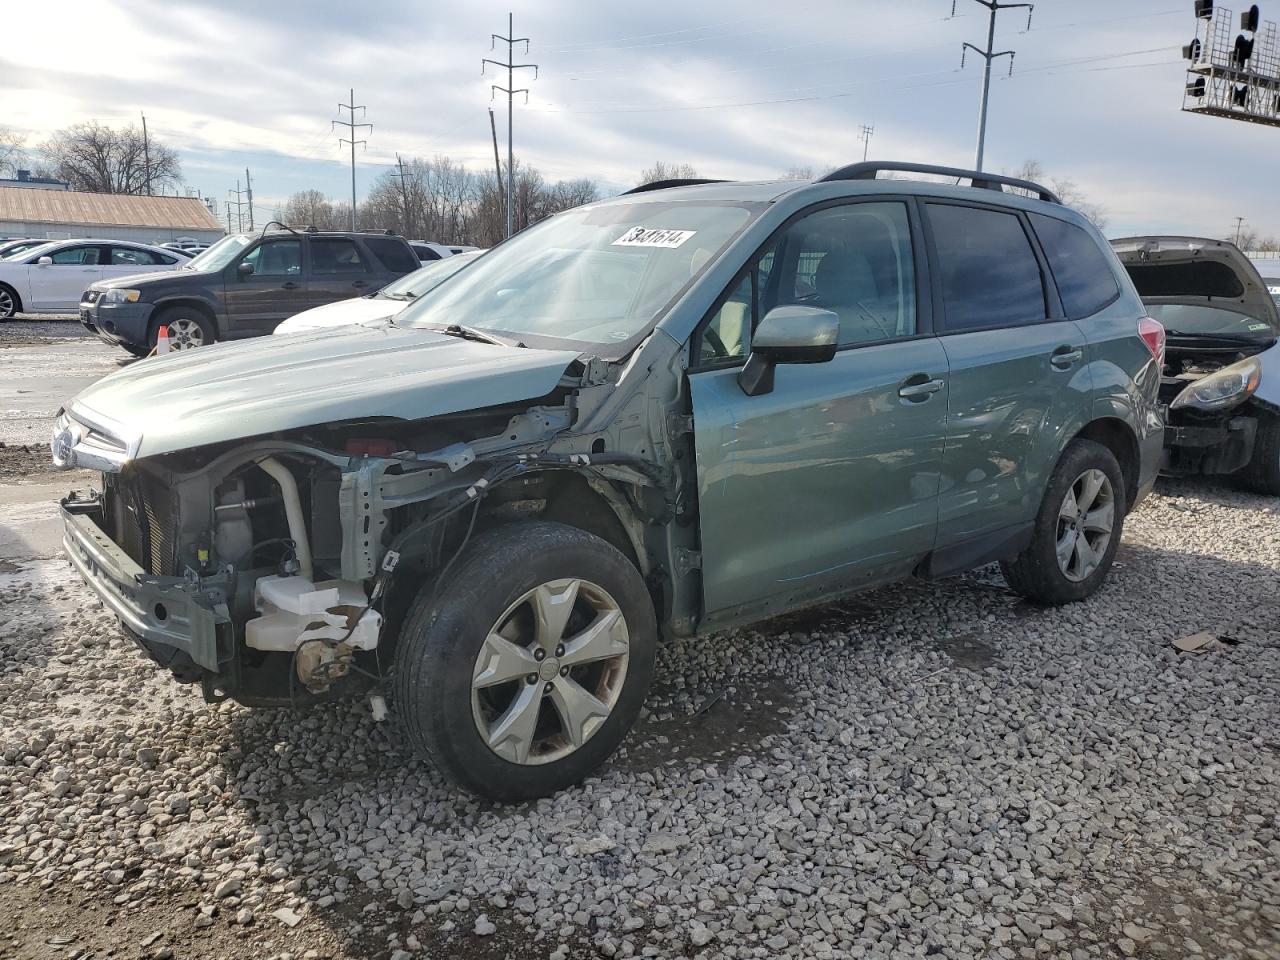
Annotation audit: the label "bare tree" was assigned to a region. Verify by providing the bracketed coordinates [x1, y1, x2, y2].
[1008, 160, 1107, 231]
[637, 161, 699, 186]
[279, 190, 345, 231]
[780, 166, 815, 181]
[0, 127, 25, 177]
[40, 121, 182, 195]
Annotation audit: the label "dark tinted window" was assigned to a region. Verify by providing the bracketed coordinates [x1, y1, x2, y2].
[50, 245, 101, 265]
[412, 244, 441, 261]
[928, 204, 1045, 331]
[366, 237, 420, 273]
[242, 239, 301, 277]
[311, 238, 366, 275]
[111, 246, 162, 265]
[1124, 260, 1245, 299]
[1031, 214, 1119, 318]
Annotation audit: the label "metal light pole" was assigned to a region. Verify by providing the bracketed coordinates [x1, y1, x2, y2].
[484, 14, 537, 239]
[333, 89, 372, 231]
[956, 0, 1033, 172]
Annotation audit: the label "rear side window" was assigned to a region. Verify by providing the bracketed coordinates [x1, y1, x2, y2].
[111, 246, 163, 266]
[412, 244, 441, 261]
[366, 237, 420, 273]
[927, 204, 1046, 331]
[1031, 214, 1119, 319]
[311, 238, 367, 275]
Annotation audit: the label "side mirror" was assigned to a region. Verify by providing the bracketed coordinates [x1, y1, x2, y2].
[738, 305, 839, 397]
[37, 256, 53, 266]
[237, 261, 255, 278]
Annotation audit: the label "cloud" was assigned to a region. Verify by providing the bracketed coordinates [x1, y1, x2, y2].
[2, 0, 1275, 239]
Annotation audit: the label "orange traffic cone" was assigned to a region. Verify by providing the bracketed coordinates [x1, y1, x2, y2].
[155, 324, 171, 356]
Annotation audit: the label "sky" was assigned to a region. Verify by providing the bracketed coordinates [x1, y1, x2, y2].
[3, 0, 1278, 239]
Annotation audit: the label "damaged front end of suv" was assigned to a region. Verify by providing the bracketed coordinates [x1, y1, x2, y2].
[1112, 236, 1280, 493]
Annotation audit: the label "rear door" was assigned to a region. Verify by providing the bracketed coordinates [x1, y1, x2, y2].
[306, 236, 376, 312]
[27, 243, 106, 310]
[924, 201, 1093, 549]
[222, 236, 307, 336]
[690, 199, 949, 625]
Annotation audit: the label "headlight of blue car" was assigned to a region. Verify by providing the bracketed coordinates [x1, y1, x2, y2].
[1170, 355, 1263, 412]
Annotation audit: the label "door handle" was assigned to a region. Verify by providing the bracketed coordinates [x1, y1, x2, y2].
[898, 377, 945, 400]
[1051, 346, 1083, 369]
[281, 281, 299, 290]
[351, 280, 368, 289]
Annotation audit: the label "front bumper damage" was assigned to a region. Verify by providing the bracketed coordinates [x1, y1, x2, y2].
[62, 493, 229, 672]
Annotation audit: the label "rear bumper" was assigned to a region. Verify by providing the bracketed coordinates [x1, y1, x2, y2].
[61, 497, 226, 671]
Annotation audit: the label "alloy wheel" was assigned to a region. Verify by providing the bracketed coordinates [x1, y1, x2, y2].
[471, 577, 630, 766]
[1055, 468, 1115, 582]
[0, 289, 14, 319]
[167, 317, 207, 350]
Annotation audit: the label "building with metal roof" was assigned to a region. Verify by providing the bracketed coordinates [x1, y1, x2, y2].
[0, 187, 224, 244]
[0, 170, 71, 191]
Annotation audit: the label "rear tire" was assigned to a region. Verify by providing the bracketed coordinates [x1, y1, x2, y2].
[0, 284, 20, 320]
[1001, 439, 1126, 605]
[393, 521, 657, 801]
[152, 305, 216, 351]
[1241, 414, 1280, 495]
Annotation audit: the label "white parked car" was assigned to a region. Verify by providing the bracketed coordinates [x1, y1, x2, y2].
[274, 250, 482, 335]
[410, 241, 481, 261]
[0, 239, 191, 319]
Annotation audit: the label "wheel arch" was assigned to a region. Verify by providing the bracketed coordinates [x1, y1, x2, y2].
[1070, 417, 1141, 510]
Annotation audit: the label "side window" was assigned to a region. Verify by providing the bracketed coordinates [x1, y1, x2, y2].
[1030, 214, 1120, 319]
[701, 273, 754, 361]
[365, 237, 419, 273]
[50, 246, 101, 265]
[241, 239, 302, 277]
[782, 203, 916, 346]
[111, 246, 161, 266]
[311, 238, 367, 275]
[927, 204, 1046, 331]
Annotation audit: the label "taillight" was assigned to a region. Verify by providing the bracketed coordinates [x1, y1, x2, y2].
[1139, 316, 1165, 365]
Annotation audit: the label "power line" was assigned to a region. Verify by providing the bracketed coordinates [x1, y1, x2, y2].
[333, 88, 372, 231]
[483, 12, 537, 239]
[955, 0, 1034, 172]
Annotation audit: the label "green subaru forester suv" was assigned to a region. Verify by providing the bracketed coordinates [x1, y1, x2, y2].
[53, 162, 1163, 799]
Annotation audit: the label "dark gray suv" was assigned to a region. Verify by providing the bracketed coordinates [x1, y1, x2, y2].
[78, 227, 420, 355]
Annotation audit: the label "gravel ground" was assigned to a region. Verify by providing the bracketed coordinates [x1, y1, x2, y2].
[1, 478, 1277, 960]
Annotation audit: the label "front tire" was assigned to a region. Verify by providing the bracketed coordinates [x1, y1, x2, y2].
[1001, 439, 1125, 605]
[0, 284, 20, 320]
[152, 305, 216, 351]
[393, 521, 657, 801]
[1242, 413, 1280, 495]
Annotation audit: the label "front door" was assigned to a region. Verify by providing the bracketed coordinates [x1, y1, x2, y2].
[305, 236, 375, 313]
[689, 200, 949, 625]
[27, 243, 106, 310]
[922, 201, 1093, 546]
[223, 237, 307, 336]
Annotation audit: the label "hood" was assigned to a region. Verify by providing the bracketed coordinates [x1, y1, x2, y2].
[273, 296, 401, 334]
[91, 267, 218, 291]
[1110, 236, 1280, 332]
[67, 323, 580, 459]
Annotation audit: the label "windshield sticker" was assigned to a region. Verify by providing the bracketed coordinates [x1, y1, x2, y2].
[1248, 322, 1272, 331]
[612, 227, 696, 248]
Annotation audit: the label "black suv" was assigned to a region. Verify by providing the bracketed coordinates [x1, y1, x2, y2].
[79, 227, 420, 354]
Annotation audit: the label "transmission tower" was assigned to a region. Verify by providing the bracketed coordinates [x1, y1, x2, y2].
[483, 13, 538, 239]
[954, 0, 1034, 171]
[228, 180, 249, 233]
[333, 89, 372, 231]
[858, 123, 875, 161]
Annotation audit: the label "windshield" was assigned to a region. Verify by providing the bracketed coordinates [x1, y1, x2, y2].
[1147, 303, 1278, 342]
[395, 199, 759, 348]
[377, 252, 480, 301]
[1267, 279, 1280, 307]
[185, 234, 252, 271]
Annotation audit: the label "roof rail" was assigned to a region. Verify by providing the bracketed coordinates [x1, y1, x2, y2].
[621, 178, 727, 195]
[817, 161, 1061, 205]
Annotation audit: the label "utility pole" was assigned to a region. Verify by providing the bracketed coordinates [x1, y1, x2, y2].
[244, 168, 254, 231]
[483, 13, 537, 239]
[858, 123, 875, 161]
[333, 89, 372, 231]
[141, 111, 152, 196]
[955, 0, 1033, 172]
[228, 180, 248, 233]
[1233, 217, 1246, 246]
[392, 154, 415, 239]
[488, 108, 504, 229]
[224, 201, 233, 234]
